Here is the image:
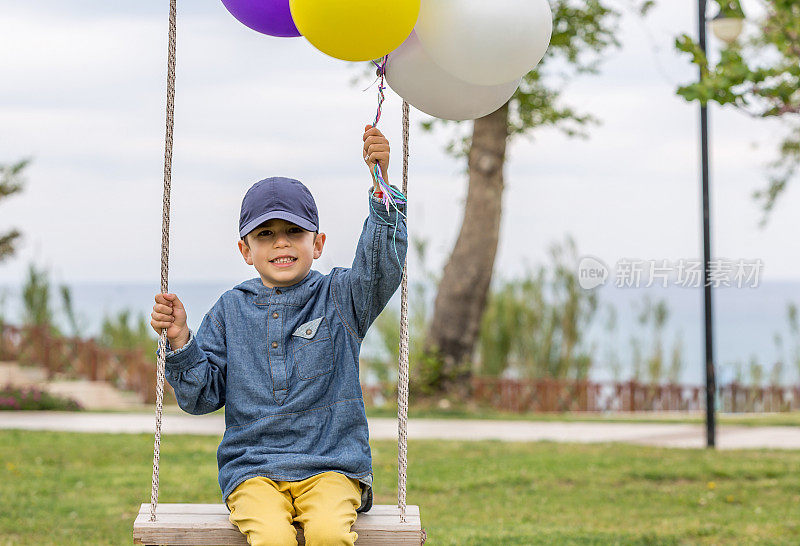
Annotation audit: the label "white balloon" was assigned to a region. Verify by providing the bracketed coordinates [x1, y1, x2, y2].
[414, 0, 552, 86]
[385, 31, 520, 121]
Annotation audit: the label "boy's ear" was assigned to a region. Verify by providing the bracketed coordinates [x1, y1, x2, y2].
[238, 239, 254, 265]
[312, 232, 326, 260]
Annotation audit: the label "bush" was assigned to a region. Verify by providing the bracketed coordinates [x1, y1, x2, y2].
[478, 235, 598, 380]
[100, 308, 156, 354]
[0, 384, 83, 411]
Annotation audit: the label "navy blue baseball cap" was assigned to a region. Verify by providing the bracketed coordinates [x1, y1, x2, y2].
[239, 177, 319, 238]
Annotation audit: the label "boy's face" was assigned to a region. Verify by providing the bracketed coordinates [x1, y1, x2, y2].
[238, 218, 326, 288]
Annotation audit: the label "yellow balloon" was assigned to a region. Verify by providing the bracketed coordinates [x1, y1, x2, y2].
[289, 0, 420, 62]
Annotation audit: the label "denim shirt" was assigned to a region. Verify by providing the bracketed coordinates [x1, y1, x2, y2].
[161, 186, 407, 513]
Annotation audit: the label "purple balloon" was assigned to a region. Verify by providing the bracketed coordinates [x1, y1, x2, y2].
[220, 0, 301, 37]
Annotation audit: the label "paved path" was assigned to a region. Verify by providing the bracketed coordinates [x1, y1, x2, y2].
[1, 411, 798, 450]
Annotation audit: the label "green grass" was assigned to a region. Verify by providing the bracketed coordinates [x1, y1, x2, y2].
[1, 431, 799, 544]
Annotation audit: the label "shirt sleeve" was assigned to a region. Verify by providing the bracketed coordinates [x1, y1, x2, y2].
[332, 184, 408, 341]
[156, 307, 227, 415]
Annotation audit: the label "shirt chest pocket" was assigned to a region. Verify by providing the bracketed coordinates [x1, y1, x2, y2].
[291, 316, 335, 380]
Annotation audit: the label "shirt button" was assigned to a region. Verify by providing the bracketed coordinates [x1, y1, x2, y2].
[273, 312, 279, 318]
[271, 341, 278, 348]
[275, 289, 282, 294]
[306, 329, 312, 335]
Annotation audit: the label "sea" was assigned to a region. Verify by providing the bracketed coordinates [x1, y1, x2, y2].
[1, 279, 798, 387]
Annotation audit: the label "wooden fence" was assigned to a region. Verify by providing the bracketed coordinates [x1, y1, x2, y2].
[468, 376, 800, 413]
[2, 322, 798, 412]
[0, 323, 168, 404]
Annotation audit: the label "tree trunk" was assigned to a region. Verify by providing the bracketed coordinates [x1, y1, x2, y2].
[421, 102, 509, 397]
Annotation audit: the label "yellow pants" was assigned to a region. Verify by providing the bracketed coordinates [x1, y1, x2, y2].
[225, 471, 362, 546]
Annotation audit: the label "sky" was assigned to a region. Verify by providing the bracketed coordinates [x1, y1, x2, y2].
[1, 0, 798, 290]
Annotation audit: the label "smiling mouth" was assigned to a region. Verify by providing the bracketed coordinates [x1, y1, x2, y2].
[270, 257, 297, 265]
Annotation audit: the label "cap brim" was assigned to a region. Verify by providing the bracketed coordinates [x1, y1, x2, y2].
[239, 210, 318, 238]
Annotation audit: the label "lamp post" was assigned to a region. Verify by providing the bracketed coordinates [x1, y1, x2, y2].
[697, 1, 744, 449]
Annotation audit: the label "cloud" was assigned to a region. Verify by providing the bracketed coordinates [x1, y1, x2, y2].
[0, 0, 797, 287]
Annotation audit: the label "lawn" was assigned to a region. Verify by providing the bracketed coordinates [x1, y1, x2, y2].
[1, 431, 798, 544]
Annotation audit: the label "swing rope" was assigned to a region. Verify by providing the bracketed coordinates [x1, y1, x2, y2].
[148, 0, 414, 526]
[397, 99, 410, 523]
[150, 0, 177, 523]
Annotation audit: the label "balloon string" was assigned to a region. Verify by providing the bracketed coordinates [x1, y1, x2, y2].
[368, 55, 407, 267]
[371, 56, 387, 127]
[369, 56, 406, 211]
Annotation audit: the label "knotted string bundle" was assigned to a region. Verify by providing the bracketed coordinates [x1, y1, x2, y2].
[368, 55, 407, 267]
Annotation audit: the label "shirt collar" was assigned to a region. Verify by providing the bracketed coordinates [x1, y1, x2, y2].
[234, 269, 317, 297]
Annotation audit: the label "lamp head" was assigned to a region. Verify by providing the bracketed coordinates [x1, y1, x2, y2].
[710, 3, 745, 45]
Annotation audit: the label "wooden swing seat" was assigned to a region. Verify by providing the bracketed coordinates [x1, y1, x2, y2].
[133, 503, 424, 545]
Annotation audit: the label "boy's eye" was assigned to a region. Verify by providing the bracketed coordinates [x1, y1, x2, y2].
[258, 227, 302, 236]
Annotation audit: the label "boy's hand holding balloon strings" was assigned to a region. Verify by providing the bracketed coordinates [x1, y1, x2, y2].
[363, 125, 390, 192]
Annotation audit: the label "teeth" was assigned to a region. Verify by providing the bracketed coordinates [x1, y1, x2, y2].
[273, 257, 295, 264]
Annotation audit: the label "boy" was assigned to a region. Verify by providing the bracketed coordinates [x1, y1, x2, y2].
[150, 125, 407, 546]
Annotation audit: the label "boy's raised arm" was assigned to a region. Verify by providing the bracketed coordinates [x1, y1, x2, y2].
[331, 185, 408, 341]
